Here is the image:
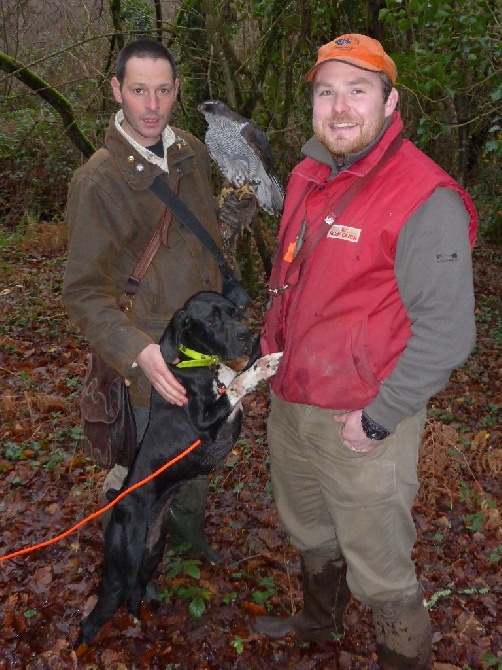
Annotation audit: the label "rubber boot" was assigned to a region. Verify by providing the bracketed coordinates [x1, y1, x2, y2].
[372, 588, 432, 669]
[252, 550, 351, 641]
[169, 476, 221, 565]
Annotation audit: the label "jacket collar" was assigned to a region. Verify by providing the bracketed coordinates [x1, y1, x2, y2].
[104, 115, 195, 191]
[114, 110, 176, 173]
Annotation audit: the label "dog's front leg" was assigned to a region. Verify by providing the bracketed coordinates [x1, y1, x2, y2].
[225, 353, 283, 407]
[188, 392, 234, 432]
[212, 405, 243, 464]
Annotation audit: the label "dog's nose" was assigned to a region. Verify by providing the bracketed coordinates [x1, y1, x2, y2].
[235, 326, 249, 341]
[234, 327, 252, 354]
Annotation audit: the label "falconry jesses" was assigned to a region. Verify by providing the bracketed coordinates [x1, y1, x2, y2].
[199, 100, 284, 216]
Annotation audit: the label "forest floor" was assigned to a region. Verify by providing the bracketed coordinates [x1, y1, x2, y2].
[0, 224, 500, 669]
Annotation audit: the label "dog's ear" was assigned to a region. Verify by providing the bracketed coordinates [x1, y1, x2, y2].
[159, 308, 187, 362]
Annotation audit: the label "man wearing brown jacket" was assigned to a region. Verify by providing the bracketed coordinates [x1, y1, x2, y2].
[62, 39, 223, 564]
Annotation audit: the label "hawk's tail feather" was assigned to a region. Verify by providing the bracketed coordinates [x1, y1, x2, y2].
[270, 174, 285, 215]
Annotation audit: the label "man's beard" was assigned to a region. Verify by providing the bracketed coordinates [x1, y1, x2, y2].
[314, 114, 386, 163]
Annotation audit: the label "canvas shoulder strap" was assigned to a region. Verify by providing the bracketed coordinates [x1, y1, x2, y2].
[118, 179, 180, 312]
[148, 176, 238, 284]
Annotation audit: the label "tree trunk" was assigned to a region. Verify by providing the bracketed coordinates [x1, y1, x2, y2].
[454, 91, 469, 186]
[154, 0, 163, 42]
[109, 0, 124, 50]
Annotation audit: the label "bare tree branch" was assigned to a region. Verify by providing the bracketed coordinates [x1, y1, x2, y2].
[0, 51, 95, 158]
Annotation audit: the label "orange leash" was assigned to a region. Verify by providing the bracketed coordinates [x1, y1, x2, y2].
[0, 438, 201, 563]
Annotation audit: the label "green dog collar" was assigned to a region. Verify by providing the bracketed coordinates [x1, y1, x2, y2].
[175, 344, 219, 369]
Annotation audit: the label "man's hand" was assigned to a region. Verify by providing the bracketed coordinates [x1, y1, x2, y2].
[333, 409, 383, 452]
[136, 343, 187, 406]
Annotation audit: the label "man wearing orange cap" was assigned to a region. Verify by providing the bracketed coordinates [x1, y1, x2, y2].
[254, 34, 477, 668]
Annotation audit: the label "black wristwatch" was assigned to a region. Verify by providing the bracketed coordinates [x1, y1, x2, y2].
[361, 411, 391, 441]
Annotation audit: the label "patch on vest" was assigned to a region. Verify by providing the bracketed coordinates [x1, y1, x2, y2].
[436, 253, 458, 263]
[326, 223, 361, 243]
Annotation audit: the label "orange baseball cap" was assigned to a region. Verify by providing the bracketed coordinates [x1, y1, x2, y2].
[306, 34, 397, 85]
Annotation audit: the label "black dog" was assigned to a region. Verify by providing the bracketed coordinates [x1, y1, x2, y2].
[78, 291, 281, 645]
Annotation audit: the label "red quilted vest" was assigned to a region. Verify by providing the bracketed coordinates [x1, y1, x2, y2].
[261, 113, 477, 410]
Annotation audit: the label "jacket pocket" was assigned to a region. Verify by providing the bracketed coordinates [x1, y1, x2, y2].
[282, 316, 380, 408]
[349, 317, 379, 387]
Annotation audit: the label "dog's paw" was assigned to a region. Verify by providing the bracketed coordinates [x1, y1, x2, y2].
[226, 352, 283, 406]
[253, 352, 283, 379]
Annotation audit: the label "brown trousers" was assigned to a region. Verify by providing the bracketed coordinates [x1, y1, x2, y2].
[267, 393, 427, 605]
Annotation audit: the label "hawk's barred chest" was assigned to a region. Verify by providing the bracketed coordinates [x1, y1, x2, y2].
[205, 116, 262, 170]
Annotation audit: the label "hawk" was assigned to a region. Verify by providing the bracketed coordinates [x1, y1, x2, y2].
[199, 100, 284, 216]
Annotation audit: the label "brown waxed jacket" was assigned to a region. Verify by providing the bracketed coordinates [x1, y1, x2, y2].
[62, 116, 223, 406]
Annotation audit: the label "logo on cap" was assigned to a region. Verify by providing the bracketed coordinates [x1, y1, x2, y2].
[335, 38, 352, 45]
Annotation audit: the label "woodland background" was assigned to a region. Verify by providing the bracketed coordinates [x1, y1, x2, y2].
[0, 1, 501, 668]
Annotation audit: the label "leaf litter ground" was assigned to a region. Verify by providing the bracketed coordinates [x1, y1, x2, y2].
[0, 227, 500, 669]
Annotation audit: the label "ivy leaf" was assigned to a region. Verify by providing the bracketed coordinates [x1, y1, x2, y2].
[185, 562, 201, 580]
[188, 596, 206, 620]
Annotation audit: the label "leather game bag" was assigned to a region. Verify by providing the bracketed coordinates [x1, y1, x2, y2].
[80, 351, 137, 469]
